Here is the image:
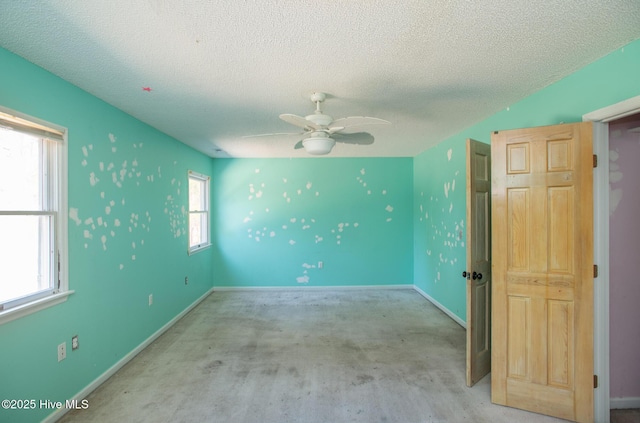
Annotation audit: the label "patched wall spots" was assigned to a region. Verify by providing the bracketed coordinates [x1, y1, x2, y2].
[70, 132, 186, 270]
[227, 162, 408, 285]
[415, 143, 465, 287]
[69, 208, 81, 225]
[89, 172, 99, 186]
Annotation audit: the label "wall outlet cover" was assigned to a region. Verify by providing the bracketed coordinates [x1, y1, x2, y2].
[58, 342, 66, 362]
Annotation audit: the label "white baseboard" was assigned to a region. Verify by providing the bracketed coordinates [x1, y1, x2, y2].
[610, 397, 640, 409]
[413, 286, 466, 329]
[44, 287, 214, 423]
[213, 284, 414, 291]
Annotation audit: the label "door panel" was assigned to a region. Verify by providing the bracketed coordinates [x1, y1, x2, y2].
[466, 138, 492, 387]
[491, 122, 593, 422]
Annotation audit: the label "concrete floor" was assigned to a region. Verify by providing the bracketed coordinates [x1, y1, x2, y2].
[59, 289, 577, 423]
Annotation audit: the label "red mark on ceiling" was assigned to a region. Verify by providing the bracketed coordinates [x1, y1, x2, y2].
[142, 87, 152, 92]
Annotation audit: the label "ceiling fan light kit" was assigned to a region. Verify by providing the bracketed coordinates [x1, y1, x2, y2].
[247, 92, 390, 155]
[302, 133, 336, 155]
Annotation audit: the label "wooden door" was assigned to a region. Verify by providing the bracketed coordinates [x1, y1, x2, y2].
[466, 139, 492, 387]
[491, 122, 594, 422]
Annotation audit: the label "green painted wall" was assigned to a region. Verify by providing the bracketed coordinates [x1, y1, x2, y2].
[0, 47, 214, 422]
[413, 139, 468, 321]
[212, 158, 413, 287]
[413, 38, 640, 323]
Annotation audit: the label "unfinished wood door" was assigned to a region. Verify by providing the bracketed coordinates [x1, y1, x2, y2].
[491, 122, 594, 422]
[466, 138, 492, 387]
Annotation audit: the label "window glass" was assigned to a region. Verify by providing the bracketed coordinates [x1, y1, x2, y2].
[0, 114, 65, 314]
[188, 171, 210, 254]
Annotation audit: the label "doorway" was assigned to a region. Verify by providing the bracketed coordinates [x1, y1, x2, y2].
[607, 113, 640, 410]
[584, 95, 640, 422]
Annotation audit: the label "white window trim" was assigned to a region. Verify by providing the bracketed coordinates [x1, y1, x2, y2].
[0, 106, 70, 325]
[188, 170, 211, 255]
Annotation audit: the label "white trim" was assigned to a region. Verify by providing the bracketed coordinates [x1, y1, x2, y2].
[0, 110, 69, 324]
[0, 290, 74, 326]
[413, 285, 466, 329]
[583, 95, 640, 123]
[43, 288, 214, 423]
[610, 397, 640, 410]
[188, 170, 211, 254]
[591, 121, 611, 422]
[212, 284, 414, 292]
[583, 95, 640, 421]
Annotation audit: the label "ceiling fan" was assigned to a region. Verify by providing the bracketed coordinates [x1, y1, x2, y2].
[247, 92, 390, 155]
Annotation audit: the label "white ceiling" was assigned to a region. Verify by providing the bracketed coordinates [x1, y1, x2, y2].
[1, 1, 639, 158]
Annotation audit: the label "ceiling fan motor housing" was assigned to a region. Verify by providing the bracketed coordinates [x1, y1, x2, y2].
[306, 112, 333, 127]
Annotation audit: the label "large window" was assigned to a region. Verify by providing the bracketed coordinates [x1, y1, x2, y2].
[188, 170, 210, 254]
[0, 109, 68, 323]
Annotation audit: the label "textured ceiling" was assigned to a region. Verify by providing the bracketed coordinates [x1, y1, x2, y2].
[1, 1, 639, 158]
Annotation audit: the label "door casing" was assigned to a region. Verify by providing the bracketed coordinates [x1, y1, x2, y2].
[583, 94, 640, 423]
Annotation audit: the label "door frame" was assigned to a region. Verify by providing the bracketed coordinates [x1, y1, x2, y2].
[583, 94, 640, 423]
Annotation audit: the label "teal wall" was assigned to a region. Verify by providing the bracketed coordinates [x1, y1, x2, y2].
[413, 38, 640, 323]
[413, 138, 468, 320]
[0, 48, 214, 422]
[212, 158, 413, 287]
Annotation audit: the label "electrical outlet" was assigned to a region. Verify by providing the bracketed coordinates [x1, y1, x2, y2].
[71, 335, 79, 350]
[148, 294, 153, 306]
[185, 276, 188, 285]
[318, 261, 324, 269]
[58, 342, 66, 362]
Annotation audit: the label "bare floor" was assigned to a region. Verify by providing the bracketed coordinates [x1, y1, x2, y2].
[60, 289, 581, 422]
[611, 409, 640, 423]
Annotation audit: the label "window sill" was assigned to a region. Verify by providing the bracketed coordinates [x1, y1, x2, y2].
[188, 243, 211, 256]
[0, 290, 74, 326]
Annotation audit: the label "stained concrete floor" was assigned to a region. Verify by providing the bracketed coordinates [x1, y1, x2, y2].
[59, 289, 575, 422]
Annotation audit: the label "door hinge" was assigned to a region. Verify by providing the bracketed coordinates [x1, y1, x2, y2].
[594, 374, 598, 389]
[594, 264, 599, 278]
[593, 154, 598, 168]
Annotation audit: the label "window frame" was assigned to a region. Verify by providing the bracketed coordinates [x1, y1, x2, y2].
[0, 107, 70, 326]
[187, 170, 211, 255]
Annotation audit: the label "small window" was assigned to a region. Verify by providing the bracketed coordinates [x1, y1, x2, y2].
[0, 109, 69, 322]
[188, 170, 210, 254]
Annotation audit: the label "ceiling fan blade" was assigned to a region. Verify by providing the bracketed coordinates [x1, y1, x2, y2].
[242, 131, 304, 139]
[330, 116, 390, 133]
[333, 132, 375, 145]
[294, 140, 305, 150]
[280, 114, 320, 130]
